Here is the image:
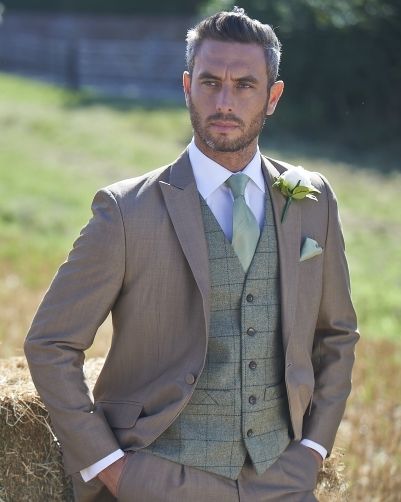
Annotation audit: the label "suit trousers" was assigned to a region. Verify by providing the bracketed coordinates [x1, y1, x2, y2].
[72, 441, 319, 502]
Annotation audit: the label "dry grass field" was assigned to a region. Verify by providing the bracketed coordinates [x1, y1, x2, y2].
[1, 74, 400, 500]
[336, 338, 401, 501]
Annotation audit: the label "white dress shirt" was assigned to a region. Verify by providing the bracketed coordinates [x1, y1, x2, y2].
[80, 140, 326, 481]
[189, 138, 266, 240]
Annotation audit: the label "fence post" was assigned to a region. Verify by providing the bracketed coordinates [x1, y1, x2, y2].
[66, 40, 79, 90]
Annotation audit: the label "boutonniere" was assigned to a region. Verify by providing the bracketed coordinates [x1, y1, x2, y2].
[272, 166, 320, 223]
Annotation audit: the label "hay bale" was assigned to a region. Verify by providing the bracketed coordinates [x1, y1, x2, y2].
[0, 357, 348, 501]
[315, 448, 349, 501]
[0, 357, 102, 502]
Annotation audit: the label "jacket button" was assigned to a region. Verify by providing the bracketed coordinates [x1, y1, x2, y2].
[246, 294, 254, 303]
[185, 373, 196, 385]
[249, 395, 257, 405]
[247, 429, 254, 438]
[247, 327, 256, 336]
[249, 361, 257, 370]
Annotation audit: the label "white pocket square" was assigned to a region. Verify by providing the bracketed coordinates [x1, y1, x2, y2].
[300, 237, 323, 262]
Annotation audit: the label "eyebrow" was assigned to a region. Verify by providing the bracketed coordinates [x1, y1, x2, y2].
[197, 71, 259, 84]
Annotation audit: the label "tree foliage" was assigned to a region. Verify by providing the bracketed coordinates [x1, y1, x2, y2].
[2, 0, 201, 15]
[199, 0, 401, 147]
[4, 0, 400, 148]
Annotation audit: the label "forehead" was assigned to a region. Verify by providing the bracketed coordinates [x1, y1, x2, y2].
[193, 39, 267, 78]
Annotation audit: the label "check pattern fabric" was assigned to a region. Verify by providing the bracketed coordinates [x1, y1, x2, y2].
[146, 183, 290, 479]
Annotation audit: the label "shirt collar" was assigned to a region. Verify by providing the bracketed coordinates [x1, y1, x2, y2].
[188, 138, 265, 199]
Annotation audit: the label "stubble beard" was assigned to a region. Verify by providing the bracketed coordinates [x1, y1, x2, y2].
[188, 97, 268, 153]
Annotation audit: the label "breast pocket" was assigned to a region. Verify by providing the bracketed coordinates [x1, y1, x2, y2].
[298, 253, 324, 313]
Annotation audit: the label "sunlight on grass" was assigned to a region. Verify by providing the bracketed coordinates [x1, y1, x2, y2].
[1, 72, 400, 502]
[1, 72, 400, 349]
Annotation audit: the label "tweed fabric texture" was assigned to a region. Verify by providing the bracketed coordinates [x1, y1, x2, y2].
[146, 185, 290, 479]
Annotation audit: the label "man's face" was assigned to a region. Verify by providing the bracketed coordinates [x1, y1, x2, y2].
[183, 39, 283, 154]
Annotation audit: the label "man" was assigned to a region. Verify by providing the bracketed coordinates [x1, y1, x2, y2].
[25, 7, 358, 502]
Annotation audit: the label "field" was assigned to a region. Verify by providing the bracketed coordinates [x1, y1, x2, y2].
[1, 73, 400, 500]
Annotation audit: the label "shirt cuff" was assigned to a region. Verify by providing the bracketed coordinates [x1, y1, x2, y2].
[80, 449, 125, 482]
[300, 439, 327, 459]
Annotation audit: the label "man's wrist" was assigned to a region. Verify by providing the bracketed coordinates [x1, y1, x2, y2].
[306, 446, 324, 466]
[300, 439, 327, 459]
[97, 453, 128, 498]
[80, 449, 125, 482]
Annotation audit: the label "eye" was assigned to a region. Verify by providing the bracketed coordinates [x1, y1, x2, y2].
[202, 80, 219, 87]
[237, 82, 253, 89]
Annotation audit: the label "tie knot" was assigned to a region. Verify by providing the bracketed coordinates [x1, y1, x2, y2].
[226, 173, 249, 199]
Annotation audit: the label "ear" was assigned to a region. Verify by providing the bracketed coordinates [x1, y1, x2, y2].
[183, 71, 191, 107]
[266, 80, 284, 116]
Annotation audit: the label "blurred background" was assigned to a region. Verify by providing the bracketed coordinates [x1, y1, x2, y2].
[0, 0, 400, 500]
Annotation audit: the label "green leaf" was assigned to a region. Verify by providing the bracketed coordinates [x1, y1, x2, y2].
[292, 186, 310, 199]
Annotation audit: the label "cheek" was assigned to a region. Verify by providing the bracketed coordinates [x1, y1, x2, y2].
[191, 88, 215, 108]
[191, 94, 215, 118]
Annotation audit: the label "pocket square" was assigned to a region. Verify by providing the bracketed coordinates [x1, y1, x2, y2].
[300, 237, 323, 262]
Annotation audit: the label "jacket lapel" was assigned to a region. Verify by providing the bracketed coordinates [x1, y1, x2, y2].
[262, 156, 301, 352]
[159, 151, 300, 351]
[159, 150, 210, 330]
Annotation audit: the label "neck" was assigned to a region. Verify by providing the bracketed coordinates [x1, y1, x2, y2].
[194, 136, 258, 173]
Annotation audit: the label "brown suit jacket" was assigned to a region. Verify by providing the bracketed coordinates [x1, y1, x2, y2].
[24, 150, 359, 475]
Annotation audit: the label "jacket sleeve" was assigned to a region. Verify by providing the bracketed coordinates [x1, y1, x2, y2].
[302, 175, 359, 453]
[24, 188, 125, 474]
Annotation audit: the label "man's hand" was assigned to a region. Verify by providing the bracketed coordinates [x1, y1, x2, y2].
[97, 453, 128, 497]
[306, 447, 323, 468]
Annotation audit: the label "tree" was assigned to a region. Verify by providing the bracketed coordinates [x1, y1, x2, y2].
[199, 0, 401, 147]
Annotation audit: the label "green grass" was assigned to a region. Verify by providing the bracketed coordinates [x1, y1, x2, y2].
[272, 154, 401, 342]
[0, 74, 191, 286]
[0, 72, 400, 348]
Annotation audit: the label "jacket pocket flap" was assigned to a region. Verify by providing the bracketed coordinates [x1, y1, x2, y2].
[97, 400, 143, 429]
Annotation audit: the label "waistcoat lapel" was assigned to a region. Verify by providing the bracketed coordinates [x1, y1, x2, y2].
[262, 156, 301, 353]
[159, 150, 211, 331]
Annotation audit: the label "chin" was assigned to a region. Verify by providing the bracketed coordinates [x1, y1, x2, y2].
[207, 136, 254, 153]
[203, 135, 239, 152]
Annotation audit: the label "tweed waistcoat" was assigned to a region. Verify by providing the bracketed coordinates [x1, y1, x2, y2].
[145, 185, 290, 479]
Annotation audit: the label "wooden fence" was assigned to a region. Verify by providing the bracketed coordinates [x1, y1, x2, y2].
[0, 13, 189, 99]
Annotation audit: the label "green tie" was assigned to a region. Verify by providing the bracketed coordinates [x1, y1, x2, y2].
[226, 173, 260, 272]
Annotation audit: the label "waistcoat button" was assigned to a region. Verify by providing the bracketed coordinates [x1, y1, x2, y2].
[249, 361, 257, 370]
[249, 395, 257, 405]
[247, 327, 256, 336]
[247, 429, 254, 438]
[246, 294, 254, 303]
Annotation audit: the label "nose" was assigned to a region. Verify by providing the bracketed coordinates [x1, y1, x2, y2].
[215, 86, 234, 114]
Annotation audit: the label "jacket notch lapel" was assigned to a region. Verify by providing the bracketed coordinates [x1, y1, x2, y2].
[159, 153, 210, 329]
[263, 157, 301, 352]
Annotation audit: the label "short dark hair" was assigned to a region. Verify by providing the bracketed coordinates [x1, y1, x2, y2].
[186, 7, 281, 87]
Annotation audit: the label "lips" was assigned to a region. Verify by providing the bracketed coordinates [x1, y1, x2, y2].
[209, 121, 240, 132]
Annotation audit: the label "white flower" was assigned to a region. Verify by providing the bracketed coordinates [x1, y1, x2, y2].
[272, 166, 321, 223]
[281, 166, 314, 190]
